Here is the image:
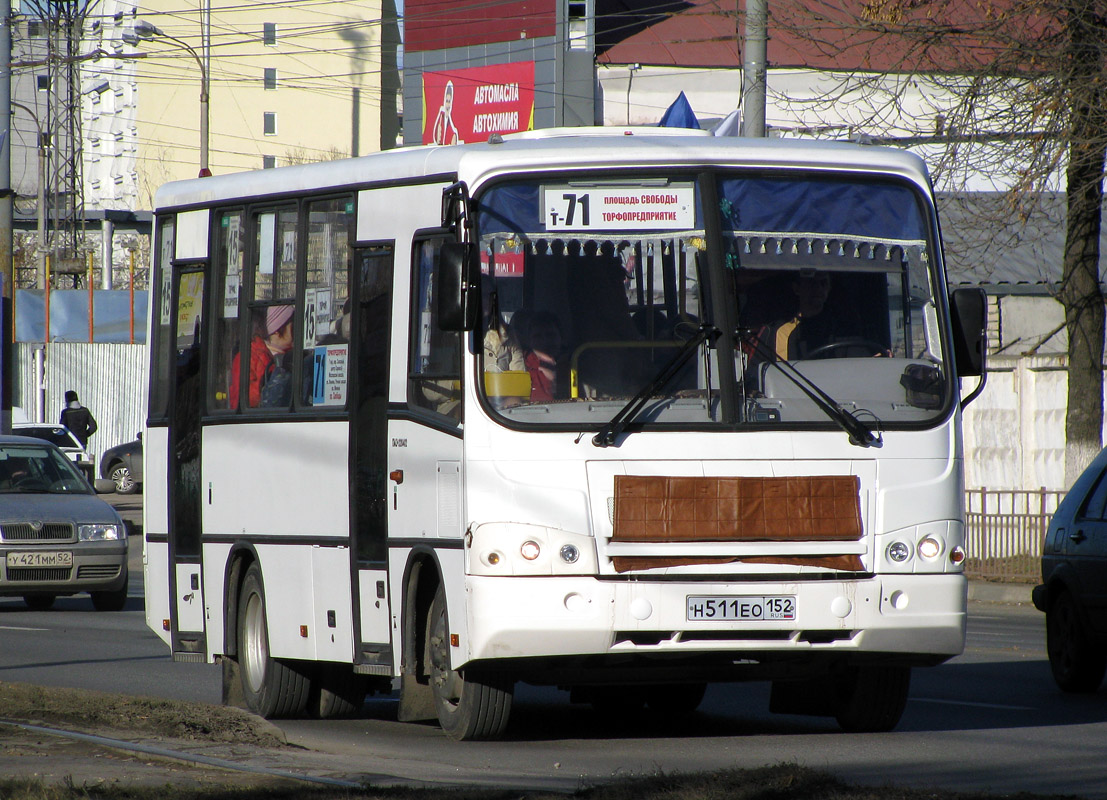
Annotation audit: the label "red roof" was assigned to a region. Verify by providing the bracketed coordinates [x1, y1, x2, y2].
[597, 0, 1052, 73]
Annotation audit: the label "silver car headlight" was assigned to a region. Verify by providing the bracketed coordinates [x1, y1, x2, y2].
[78, 523, 123, 541]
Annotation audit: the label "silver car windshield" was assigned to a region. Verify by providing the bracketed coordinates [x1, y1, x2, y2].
[0, 444, 90, 494]
[475, 172, 948, 431]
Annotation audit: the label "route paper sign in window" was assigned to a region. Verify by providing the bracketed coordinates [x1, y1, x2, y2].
[541, 184, 695, 231]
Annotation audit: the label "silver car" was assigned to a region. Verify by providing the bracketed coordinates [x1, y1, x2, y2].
[0, 435, 129, 611]
[12, 423, 95, 483]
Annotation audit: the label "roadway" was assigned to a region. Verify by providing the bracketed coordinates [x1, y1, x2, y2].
[1, 493, 1102, 797]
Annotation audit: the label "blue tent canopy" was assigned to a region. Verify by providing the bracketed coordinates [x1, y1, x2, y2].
[659, 91, 700, 129]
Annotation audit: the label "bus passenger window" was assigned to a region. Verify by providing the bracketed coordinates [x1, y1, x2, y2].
[210, 210, 243, 411]
[409, 238, 461, 420]
[300, 197, 353, 408]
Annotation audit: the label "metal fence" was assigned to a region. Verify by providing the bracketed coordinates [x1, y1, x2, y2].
[964, 487, 1064, 582]
[12, 342, 148, 466]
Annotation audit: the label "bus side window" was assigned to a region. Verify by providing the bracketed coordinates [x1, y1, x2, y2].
[210, 211, 243, 411]
[300, 197, 353, 409]
[409, 237, 462, 420]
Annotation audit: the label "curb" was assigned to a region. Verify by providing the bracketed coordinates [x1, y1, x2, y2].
[968, 580, 1034, 605]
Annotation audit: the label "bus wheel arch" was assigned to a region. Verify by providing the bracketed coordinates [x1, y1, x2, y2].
[396, 552, 441, 722]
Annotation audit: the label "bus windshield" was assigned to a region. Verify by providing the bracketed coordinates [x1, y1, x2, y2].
[475, 171, 948, 432]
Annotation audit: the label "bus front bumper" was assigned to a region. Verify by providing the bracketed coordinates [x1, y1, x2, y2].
[463, 573, 966, 667]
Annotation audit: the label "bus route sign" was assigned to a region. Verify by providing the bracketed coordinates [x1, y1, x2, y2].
[541, 184, 695, 231]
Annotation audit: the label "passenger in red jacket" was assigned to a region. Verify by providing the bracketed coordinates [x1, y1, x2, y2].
[230, 305, 294, 409]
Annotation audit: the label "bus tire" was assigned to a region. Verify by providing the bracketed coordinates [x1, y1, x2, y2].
[312, 663, 366, 719]
[646, 682, 707, 718]
[833, 664, 910, 733]
[427, 585, 513, 740]
[237, 562, 311, 718]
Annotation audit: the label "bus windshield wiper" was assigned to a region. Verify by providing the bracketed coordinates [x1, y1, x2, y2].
[739, 330, 882, 449]
[593, 323, 720, 448]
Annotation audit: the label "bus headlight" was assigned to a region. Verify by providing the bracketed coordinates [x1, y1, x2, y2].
[467, 522, 597, 576]
[887, 541, 911, 563]
[917, 536, 942, 560]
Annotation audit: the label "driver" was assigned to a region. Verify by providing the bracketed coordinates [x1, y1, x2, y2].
[746, 271, 875, 362]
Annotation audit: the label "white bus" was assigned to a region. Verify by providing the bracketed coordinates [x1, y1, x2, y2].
[144, 128, 986, 740]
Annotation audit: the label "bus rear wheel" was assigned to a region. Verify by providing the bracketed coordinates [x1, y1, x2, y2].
[237, 562, 311, 718]
[427, 585, 513, 740]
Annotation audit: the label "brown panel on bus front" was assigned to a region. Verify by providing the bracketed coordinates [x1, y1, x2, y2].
[612, 475, 862, 542]
[610, 554, 866, 574]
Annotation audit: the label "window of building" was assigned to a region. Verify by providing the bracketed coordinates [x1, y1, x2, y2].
[567, 0, 593, 50]
[263, 22, 277, 45]
[262, 155, 276, 169]
[28, 20, 42, 38]
[264, 68, 277, 90]
[263, 112, 277, 136]
[37, 74, 49, 91]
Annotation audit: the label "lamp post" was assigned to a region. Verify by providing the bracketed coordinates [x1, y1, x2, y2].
[134, 20, 211, 178]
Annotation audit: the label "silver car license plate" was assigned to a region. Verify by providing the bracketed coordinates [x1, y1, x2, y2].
[686, 595, 796, 621]
[6, 551, 73, 568]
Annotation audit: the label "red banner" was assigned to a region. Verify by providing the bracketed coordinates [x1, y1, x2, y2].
[422, 62, 535, 145]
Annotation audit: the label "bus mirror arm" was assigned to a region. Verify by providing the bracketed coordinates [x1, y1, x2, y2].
[441, 181, 473, 239]
[438, 241, 480, 331]
[949, 288, 987, 409]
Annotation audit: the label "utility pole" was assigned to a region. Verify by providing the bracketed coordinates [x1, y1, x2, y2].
[741, 0, 767, 137]
[1, 3, 13, 434]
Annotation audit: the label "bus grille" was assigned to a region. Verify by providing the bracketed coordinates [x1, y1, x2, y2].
[0, 523, 74, 542]
[7, 567, 72, 582]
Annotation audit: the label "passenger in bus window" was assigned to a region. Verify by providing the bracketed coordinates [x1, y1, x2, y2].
[481, 280, 524, 373]
[229, 304, 294, 409]
[522, 311, 564, 402]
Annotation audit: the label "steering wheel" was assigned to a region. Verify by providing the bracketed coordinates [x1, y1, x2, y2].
[13, 477, 47, 491]
[805, 338, 887, 359]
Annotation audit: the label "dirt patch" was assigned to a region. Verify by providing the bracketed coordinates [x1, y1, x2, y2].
[0, 681, 285, 746]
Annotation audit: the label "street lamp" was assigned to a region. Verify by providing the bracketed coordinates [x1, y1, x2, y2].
[133, 20, 211, 178]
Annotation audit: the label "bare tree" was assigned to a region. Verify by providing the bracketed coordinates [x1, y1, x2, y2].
[765, 0, 1107, 483]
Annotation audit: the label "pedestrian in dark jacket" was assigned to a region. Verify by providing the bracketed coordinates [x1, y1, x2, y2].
[60, 389, 97, 447]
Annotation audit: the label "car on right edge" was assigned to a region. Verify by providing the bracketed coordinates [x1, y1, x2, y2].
[1034, 447, 1107, 692]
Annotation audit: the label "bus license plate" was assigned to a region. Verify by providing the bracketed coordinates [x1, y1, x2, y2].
[6, 551, 73, 568]
[686, 595, 796, 621]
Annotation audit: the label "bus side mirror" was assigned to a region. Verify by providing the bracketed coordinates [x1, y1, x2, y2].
[950, 287, 986, 378]
[438, 241, 479, 331]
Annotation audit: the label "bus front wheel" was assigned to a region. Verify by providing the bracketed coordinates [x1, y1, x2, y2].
[237, 562, 311, 718]
[833, 664, 910, 732]
[427, 584, 513, 740]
